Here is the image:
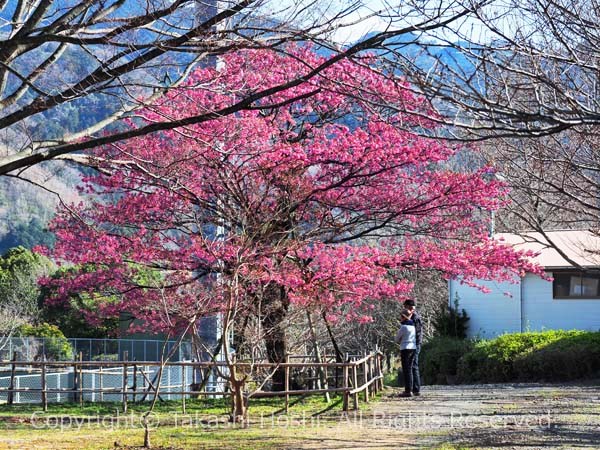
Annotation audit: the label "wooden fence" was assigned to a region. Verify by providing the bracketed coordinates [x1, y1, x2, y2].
[0, 351, 384, 413]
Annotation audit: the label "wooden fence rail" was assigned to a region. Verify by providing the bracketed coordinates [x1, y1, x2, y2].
[0, 351, 384, 412]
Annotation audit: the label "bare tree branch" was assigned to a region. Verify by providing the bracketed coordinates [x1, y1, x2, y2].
[0, 0, 485, 175]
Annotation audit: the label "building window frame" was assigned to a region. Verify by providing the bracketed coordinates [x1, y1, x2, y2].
[552, 270, 600, 299]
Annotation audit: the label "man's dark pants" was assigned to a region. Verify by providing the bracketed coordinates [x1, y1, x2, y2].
[400, 349, 416, 393]
[412, 345, 421, 394]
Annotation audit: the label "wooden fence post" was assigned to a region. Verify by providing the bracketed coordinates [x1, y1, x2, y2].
[181, 363, 186, 414]
[73, 354, 79, 404]
[7, 351, 16, 405]
[363, 359, 369, 403]
[352, 364, 359, 410]
[41, 356, 47, 411]
[371, 356, 377, 394]
[122, 351, 128, 413]
[322, 358, 330, 403]
[133, 363, 138, 403]
[342, 363, 349, 412]
[142, 364, 147, 396]
[284, 355, 290, 414]
[378, 353, 384, 390]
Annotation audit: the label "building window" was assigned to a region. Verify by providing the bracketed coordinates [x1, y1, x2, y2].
[553, 271, 600, 299]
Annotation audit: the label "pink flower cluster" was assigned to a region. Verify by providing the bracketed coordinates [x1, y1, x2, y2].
[43, 46, 543, 332]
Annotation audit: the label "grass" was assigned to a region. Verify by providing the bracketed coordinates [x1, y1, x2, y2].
[383, 370, 400, 388]
[0, 393, 383, 450]
[0, 394, 344, 420]
[0, 385, 397, 449]
[1, 425, 320, 449]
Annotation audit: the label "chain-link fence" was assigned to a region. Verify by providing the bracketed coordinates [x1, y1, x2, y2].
[0, 337, 192, 362]
[0, 336, 230, 405]
[0, 363, 200, 404]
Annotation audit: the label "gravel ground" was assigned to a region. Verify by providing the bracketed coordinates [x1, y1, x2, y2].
[293, 382, 600, 449]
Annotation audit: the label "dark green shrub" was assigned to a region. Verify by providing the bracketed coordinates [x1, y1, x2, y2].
[513, 331, 600, 381]
[18, 322, 74, 361]
[456, 330, 600, 383]
[421, 336, 474, 384]
[456, 340, 501, 383]
[433, 296, 470, 339]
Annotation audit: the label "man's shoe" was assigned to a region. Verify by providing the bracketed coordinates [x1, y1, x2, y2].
[398, 392, 412, 398]
[412, 391, 421, 396]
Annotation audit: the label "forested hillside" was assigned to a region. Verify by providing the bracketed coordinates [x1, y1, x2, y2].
[0, 163, 82, 254]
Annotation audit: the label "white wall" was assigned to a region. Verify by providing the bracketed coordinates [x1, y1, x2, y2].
[522, 273, 600, 332]
[450, 273, 600, 338]
[449, 277, 521, 339]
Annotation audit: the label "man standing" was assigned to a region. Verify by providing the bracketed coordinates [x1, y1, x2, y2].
[395, 309, 416, 397]
[403, 299, 422, 396]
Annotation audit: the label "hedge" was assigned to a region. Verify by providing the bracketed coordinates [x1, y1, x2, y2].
[421, 336, 474, 385]
[421, 330, 600, 384]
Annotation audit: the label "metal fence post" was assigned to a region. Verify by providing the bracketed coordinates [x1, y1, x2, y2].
[91, 365, 95, 402]
[57, 372, 61, 402]
[78, 352, 83, 406]
[122, 351, 128, 413]
[41, 356, 47, 411]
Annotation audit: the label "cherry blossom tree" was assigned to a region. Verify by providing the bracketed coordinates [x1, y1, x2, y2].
[43, 46, 542, 400]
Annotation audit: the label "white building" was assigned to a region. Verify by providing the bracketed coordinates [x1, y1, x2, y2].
[449, 230, 600, 338]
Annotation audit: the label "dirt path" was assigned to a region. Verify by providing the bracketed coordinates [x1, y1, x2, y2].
[0, 383, 598, 449]
[288, 383, 600, 449]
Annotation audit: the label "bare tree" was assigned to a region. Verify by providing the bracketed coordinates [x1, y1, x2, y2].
[359, 1, 600, 257]
[328, 269, 447, 357]
[0, 297, 33, 352]
[378, 0, 600, 138]
[480, 130, 600, 230]
[0, 0, 487, 176]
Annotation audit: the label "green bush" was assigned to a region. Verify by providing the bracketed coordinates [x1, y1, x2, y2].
[18, 322, 74, 361]
[513, 331, 600, 381]
[433, 296, 470, 339]
[421, 336, 474, 384]
[456, 330, 600, 383]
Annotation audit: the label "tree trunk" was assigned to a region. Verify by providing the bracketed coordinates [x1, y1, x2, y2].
[322, 311, 344, 388]
[230, 377, 248, 425]
[307, 312, 330, 402]
[261, 283, 289, 391]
